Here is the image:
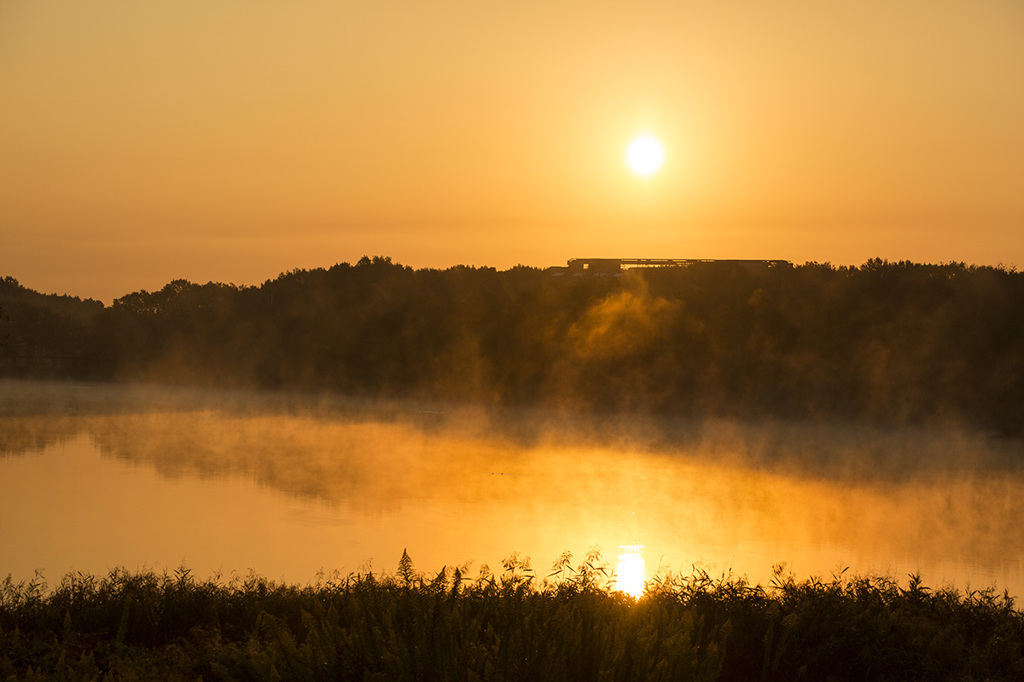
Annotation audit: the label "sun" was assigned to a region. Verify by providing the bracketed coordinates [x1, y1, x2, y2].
[625, 135, 664, 176]
[616, 545, 646, 599]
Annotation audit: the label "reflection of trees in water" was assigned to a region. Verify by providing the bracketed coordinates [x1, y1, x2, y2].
[82, 410, 523, 512]
[0, 415, 88, 457]
[5, 382, 1024, 575]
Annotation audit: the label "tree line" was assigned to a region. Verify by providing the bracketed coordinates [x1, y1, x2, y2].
[1, 257, 1022, 433]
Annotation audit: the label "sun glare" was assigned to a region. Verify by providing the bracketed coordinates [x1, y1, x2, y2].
[616, 545, 646, 599]
[626, 135, 664, 176]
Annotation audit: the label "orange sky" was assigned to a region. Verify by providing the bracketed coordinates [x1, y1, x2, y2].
[2, 0, 1023, 303]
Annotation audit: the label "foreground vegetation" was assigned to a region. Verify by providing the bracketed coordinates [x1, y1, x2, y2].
[3, 552, 1023, 681]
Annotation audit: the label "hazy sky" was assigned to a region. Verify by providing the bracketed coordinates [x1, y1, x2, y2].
[3, 0, 1023, 302]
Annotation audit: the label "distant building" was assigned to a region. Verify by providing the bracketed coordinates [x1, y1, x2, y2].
[548, 258, 791, 275]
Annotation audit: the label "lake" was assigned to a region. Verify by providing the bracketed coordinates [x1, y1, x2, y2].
[3, 380, 1023, 597]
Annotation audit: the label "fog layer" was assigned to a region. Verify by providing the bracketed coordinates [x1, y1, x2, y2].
[3, 381, 1022, 593]
[3, 258, 1022, 435]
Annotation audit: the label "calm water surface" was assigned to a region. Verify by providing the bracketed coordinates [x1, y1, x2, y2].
[2, 381, 1023, 596]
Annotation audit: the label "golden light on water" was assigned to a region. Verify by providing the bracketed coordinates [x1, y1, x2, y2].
[616, 545, 646, 599]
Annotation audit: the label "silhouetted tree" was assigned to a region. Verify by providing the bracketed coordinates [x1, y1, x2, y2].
[3, 258, 1022, 434]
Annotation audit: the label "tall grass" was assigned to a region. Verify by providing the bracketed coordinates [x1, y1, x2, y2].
[2, 553, 1022, 680]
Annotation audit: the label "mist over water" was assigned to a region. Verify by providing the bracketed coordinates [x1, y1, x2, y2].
[2, 379, 1023, 596]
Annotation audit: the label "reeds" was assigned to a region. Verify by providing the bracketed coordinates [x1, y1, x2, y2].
[2, 554, 1022, 680]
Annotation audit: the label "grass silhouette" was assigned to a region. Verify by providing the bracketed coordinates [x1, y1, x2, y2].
[3, 551, 1023, 680]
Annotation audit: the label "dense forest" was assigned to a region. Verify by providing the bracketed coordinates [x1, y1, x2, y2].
[2, 257, 1022, 434]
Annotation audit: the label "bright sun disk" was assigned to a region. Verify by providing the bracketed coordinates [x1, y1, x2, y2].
[626, 135, 664, 176]
[616, 545, 646, 599]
